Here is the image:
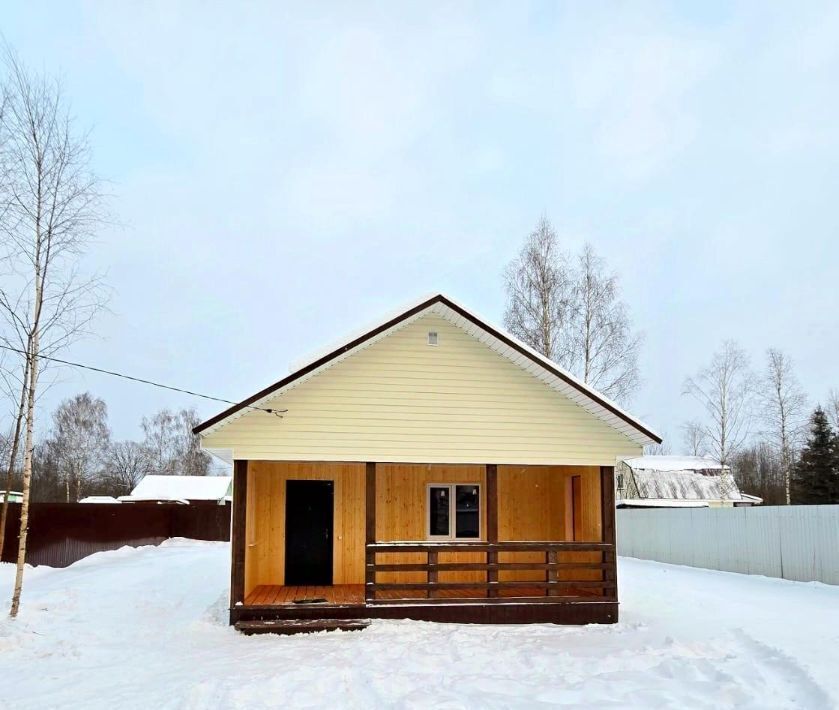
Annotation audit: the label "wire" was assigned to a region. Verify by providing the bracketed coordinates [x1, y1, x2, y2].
[0, 343, 286, 417]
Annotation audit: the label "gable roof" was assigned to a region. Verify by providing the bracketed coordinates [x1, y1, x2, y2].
[193, 293, 661, 446]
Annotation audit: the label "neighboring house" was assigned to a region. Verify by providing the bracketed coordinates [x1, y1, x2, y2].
[79, 495, 121, 504]
[118, 475, 233, 505]
[616, 456, 763, 508]
[1, 490, 23, 503]
[193, 294, 661, 634]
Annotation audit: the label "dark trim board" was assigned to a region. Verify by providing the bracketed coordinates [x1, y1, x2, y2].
[193, 294, 661, 444]
[232, 601, 618, 626]
[230, 460, 248, 608]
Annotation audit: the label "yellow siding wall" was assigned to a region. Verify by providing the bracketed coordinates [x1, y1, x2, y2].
[204, 313, 642, 465]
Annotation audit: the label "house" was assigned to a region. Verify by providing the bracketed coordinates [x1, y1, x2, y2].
[193, 294, 661, 633]
[616, 456, 763, 508]
[1, 490, 23, 504]
[117, 475, 233, 505]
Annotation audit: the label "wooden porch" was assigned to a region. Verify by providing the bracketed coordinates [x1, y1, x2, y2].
[230, 461, 618, 628]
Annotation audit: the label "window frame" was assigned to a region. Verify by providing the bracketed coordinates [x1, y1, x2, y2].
[425, 482, 482, 541]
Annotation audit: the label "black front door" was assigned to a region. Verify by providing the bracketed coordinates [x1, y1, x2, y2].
[285, 480, 334, 585]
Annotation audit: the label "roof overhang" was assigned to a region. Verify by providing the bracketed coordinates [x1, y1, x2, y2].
[193, 294, 662, 447]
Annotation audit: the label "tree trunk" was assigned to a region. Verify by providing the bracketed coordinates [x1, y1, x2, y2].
[9, 336, 38, 618]
[0, 369, 28, 559]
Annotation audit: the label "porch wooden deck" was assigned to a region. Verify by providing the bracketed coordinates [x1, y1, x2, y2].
[244, 583, 601, 606]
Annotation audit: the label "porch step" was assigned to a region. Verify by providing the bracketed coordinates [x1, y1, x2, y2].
[235, 618, 371, 636]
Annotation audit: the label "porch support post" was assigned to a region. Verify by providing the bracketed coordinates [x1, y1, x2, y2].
[486, 464, 498, 598]
[365, 462, 376, 603]
[230, 459, 248, 619]
[600, 465, 617, 603]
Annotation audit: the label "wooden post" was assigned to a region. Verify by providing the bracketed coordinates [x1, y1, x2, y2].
[428, 550, 438, 598]
[600, 466, 617, 601]
[365, 462, 376, 602]
[547, 549, 558, 596]
[230, 460, 248, 616]
[486, 464, 498, 598]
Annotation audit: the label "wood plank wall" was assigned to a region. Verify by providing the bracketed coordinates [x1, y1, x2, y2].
[497, 465, 601, 581]
[376, 463, 487, 583]
[244, 461, 366, 596]
[243, 461, 605, 595]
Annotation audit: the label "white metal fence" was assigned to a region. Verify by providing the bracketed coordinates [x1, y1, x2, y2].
[617, 505, 839, 585]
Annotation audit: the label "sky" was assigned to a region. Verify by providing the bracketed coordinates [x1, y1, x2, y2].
[2, 1, 838, 452]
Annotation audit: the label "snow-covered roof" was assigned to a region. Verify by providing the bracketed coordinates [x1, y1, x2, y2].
[79, 496, 120, 504]
[622, 456, 725, 472]
[195, 293, 661, 447]
[128, 475, 232, 502]
[117, 495, 190, 505]
[617, 499, 710, 508]
[621, 455, 741, 501]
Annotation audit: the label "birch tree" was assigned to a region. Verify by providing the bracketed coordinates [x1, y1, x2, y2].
[681, 420, 708, 457]
[503, 217, 573, 365]
[0, 358, 27, 557]
[503, 221, 642, 404]
[682, 341, 755, 466]
[50, 392, 110, 501]
[567, 244, 641, 403]
[0, 50, 106, 617]
[758, 349, 807, 504]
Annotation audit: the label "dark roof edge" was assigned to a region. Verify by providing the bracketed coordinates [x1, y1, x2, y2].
[193, 294, 662, 444]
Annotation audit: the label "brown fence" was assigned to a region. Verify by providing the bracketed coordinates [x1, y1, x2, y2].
[1, 502, 231, 568]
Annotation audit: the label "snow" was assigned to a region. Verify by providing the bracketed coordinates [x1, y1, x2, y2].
[623, 455, 725, 472]
[1, 542, 838, 709]
[124, 474, 232, 503]
[621, 456, 743, 501]
[617, 499, 710, 508]
[79, 495, 120, 504]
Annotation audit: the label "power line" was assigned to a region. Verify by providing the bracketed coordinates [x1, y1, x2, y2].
[0, 343, 286, 418]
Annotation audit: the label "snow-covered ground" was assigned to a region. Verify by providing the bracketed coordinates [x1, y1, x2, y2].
[1, 542, 837, 709]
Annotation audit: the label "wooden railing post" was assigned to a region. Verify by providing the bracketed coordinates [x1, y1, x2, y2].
[365, 462, 376, 603]
[547, 550, 558, 596]
[428, 550, 438, 598]
[486, 464, 498, 598]
[600, 466, 617, 601]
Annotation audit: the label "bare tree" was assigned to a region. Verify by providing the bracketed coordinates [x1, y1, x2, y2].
[757, 349, 807, 504]
[0, 50, 106, 617]
[683, 341, 755, 466]
[644, 434, 671, 456]
[0, 356, 27, 557]
[503, 222, 642, 404]
[141, 407, 210, 476]
[681, 420, 708, 457]
[103, 440, 150, 495]
[567, 244, 641, 403]
[503, 216, 573, 364]
[49, 392, 110, 501]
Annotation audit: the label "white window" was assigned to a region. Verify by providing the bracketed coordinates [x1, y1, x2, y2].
[427, 331, 438, 346]
[426, 484, 481, 540]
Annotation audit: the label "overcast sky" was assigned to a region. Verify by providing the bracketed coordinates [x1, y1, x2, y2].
[4, 2, 839, 451]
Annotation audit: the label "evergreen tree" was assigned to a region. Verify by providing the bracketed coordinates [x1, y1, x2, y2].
[791, 407, 838, 504]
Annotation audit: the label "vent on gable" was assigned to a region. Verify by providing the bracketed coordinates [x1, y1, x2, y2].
[427, 331, 438, 346]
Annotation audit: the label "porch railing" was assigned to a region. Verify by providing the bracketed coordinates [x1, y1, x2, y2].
[365, 541, 617, 604]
